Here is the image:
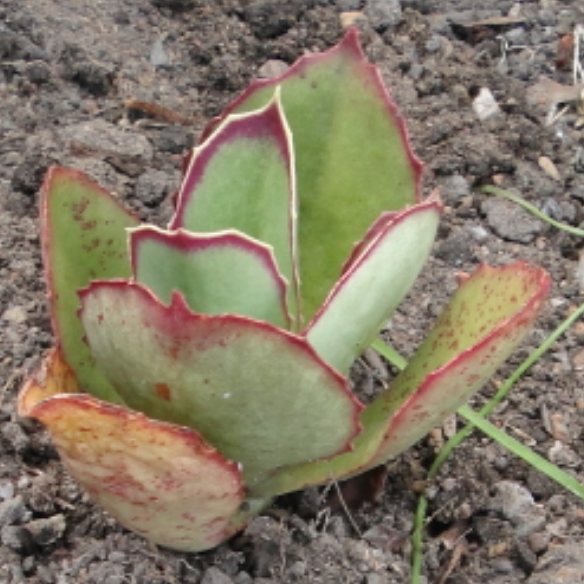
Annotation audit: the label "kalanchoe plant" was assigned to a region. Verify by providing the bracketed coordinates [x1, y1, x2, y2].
[18, 29, 550, 552]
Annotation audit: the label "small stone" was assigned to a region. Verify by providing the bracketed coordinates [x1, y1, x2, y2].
[2, 422, 30, 454]
[466, 224, 489, 244]
[135, 169, 171, 207]
[472, 87, 501, 120]
[548, 441, 579, 467]
[2, 305, 27, 324]
[442, 174, 470, 201]
[59, 119, 153, 177]
[526, 542, 584, 583]
[489, 481, 546, 537]
[527, 531, 550, 554]
[515, 539, 538, 572]
[0, 483, 15, 501]
[1, 524, 33, 552]
[150, 36, 171, 68]
[481, 197, 542, 243]
[23, 60, 52, 84]
[490, 557, 514, 574]
[152, 126, 191, 155]
[340, 11, 367, 29]
[24, 514, 66, 546]
[538, 156, 561, 182]
[572, 348, 584, 370]
[364, 0, 402, 32]
[0, 496, 28, 528]
[201, 567, 234, 584]
[257, 59, 289, 79]
[425, 35, 442, 53]
[435, 231, 476, 266]
[549, 412, 570, 442]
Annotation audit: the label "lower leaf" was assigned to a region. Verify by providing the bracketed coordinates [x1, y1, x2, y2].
[19, 350, 254, 552]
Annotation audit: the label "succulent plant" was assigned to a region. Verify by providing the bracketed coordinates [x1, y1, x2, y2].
[18, 29, 550, 552]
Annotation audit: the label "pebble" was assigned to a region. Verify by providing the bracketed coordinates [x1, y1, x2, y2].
[1, 524, 33, 552]
[150, 35, 171, 68]
[0, 483, 15, 500]
[572, 347, 584, 370]
[466, 224, 489, 244]
[257, 59, 289, 79]
[25, 514, 66, 546]
[527, 530, 550, 554]
[135, 169, 171, 207]
[340, 11, 367, 29]
[1, 305, 27, 325]
[488, 481, 546, 537]
[538, 156, 561, 182]
[481, 197, 542, 243]
[364, 0, 402, 32]
[59, 119, 153, 177]
[549, 412, 570, 442]
[472, 88, 501, 120]
[201, 566, 234, 584]
[441, 174, 471, 201]
[0, 496, 28, 528]
[435, 230, 476, 265]
[527, 542, 584, 583]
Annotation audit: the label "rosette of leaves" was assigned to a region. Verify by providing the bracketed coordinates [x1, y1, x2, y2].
[18, 29, 550, 552]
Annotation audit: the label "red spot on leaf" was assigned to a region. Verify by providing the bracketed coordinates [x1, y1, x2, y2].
[155, 383, 171, 401]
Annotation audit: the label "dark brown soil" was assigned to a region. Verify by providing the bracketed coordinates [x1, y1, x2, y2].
[1, 1, 584, 582]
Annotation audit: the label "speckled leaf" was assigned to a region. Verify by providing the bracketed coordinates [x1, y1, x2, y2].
[306, 196, 441, 374]
[366, 262, 551, 467]
[79, 282, 363, 487]
[203, 28, 422, 320]
[42, 167, 140, 403]
[130, 227, 290, 328]
[17, 350, 259, 552]
[250, 263, 550, 498]
[170, 95, 299, 328]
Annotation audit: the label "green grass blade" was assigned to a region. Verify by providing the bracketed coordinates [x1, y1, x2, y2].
[370, 337, 407, 370]
[458, 404, 584, 499]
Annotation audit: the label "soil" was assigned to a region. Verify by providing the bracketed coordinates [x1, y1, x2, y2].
[1, 0, 584, 582]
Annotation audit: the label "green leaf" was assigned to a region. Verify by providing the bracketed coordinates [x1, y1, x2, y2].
[306, 196, 440, 374]
[42, 168, 140, 403]
[131, 227, 291, 328]
[170, 93, 299, 329]
[79, 281, 363, 488]
[251, 262, 550, 497]
[366, 262, 551, 467]
[207, 28, 422, 320]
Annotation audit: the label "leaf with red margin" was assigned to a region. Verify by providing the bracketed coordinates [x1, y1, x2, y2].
[248, 263, 550, 498]
[366, 262, 551, 467]
[200, 28, 423, 320]
[18, 350, 263, 553]
[42, 167, 140, 403]
[79, 282, 363, 488]
[305, 195, 441, 374]
[170, 94, 299, 329]
[130, 227, 291, 328]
